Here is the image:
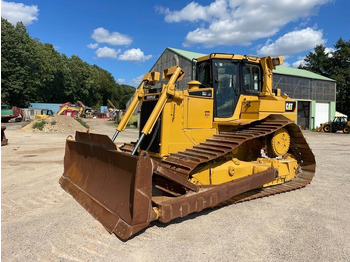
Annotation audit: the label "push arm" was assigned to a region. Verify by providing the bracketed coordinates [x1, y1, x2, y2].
[131, 66, 184, 155]
[112, 71, 160, 141]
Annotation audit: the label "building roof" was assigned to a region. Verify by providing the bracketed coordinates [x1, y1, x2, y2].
[273, 66, 335, 82]
[167, 47, 207, 61]
[335, 111, 348, 117]
[167, 47, 335, 82]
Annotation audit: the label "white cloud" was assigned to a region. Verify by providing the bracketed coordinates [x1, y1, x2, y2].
[281, 61, 291, 67]
[130, 75, 144, 87]
[95, 47, 120, 59]
[157, 0, 331, 47]
[257, 28, 326, 57]
[325, 47, 335, 57]
[91, 27, 132, 46]
[292, 57, 307, 68]
[87, 43, 98, 49]
[117, 78, 125, 84]
[118, 48, 152, 62]
[1, 0, 39, 25]
[157, 2, 209, 23]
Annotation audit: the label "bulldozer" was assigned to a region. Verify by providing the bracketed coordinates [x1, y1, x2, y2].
[60, 53, 315, 240]
[35, 109, 54, 120]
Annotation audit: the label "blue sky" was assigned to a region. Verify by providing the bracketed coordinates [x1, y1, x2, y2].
[2, 0, 349, 87]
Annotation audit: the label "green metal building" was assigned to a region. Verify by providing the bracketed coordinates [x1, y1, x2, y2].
[149, 47, 336, 129]
[273, 66, 336, 129]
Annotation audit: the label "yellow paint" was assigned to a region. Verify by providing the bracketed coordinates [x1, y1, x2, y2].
[35, 114, 50, 120]
[190, 155, 298, 186]
[57, 105, 84, 118]
[118, 54, 301, 188]
[117, 71, 161, 132]
[267, 128, 290, 157]
[158, 88, 216, 157]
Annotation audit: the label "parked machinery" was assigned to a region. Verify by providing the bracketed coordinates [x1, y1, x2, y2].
[60, 53, 315, 240]
[57, 101, 92, 118]
[35, 109, 54, 120]
[322, 116, 350, 134]
[1, 105, 22, 122]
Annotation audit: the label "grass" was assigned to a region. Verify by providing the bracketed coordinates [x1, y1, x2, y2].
[32, 120, 46, 131]
[51, 120, 57, 125]
[75, 118, 89, 128]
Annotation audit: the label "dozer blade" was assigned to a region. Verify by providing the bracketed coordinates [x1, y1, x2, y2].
[59, 131, 153, 240]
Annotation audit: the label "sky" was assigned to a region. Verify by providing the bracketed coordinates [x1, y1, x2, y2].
[1, 0, 349, 87]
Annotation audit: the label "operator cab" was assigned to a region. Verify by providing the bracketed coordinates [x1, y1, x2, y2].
[196, 54, 263, 118]
[41, 109, 53, 116]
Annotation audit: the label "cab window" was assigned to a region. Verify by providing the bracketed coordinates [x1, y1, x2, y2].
[243, 65, 261, 93]
[197, 61, 211, 87]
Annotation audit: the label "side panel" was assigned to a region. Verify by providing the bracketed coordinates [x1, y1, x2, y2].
[159, 91, 216, 157]
[232, 95, 297, 123]
[186, 96, 213, 128]
[160, 99, 193, 156]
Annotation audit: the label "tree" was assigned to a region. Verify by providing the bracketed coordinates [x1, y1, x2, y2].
[1, 18, 135, 109]
[299, 45, 331, 77]
[1, 19, 38, 107]
[330, 39, 350, 117]
[300, 38, 350, 117]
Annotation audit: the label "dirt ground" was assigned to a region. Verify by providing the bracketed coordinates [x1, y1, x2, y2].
[1, 119, 349, 262]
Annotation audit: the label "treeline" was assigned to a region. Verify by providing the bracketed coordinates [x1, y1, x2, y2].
[300, 38, 350, 117]
[1, 18, 135, 108]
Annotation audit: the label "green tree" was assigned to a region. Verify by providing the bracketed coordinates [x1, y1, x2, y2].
[1, 19, 38, 107]
[331, 39, 350, 117]
[1, 18, 135, 109]
[118, 84, 136, 109]
[299, 45, 331, 77]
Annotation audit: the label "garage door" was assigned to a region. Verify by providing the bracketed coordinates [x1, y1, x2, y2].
[315, 102, 329, 128]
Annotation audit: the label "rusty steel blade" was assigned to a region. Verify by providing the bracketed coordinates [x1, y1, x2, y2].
[59, 131, 153, 240]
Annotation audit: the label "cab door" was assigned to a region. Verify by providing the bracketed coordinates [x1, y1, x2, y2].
[211, 60, 239, 118]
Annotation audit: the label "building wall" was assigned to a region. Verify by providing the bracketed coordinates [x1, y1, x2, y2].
[273, 74, 336, 102]
[150, 49, 194, 90]
[273, 74, 336, 129]
[29, 103, 62, 114]
[21, 108, 42, 120]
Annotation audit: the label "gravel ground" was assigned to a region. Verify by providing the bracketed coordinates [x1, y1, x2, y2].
[1, 120, 349, 262]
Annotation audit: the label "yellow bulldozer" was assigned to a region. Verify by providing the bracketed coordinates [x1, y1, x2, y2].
[35, 109, 54, 120]
[59, 53, 315, 240]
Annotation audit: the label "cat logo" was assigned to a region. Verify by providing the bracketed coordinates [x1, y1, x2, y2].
[285, 101, 296, 112]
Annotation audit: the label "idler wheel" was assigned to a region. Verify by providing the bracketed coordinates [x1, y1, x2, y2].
[267, 128, 290, 157]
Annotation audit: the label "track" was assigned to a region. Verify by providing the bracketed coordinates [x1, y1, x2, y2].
[120, 116, 315, 223]
[154, 116, 315, 201]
